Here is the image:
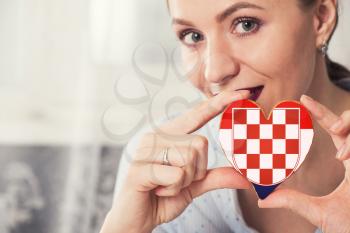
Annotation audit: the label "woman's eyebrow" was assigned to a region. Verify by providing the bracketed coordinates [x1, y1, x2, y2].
[216, 2, 265, 23]
[171, 1, 265, 27]
[172, 18, 195, 27]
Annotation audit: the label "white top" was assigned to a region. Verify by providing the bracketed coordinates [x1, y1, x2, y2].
[114, 113, 323, 233]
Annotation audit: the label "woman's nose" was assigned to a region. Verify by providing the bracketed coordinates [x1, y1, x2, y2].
[204, 50, 239, 84]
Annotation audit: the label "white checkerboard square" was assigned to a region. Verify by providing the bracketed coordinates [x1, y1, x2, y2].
[272, 109, 286, 124]
[273, 169, 286, 183]
[286, 154, 299, 169]
[260, 154, 273, 169]
[286, 124, 299, 139]
[247, 169, 260, 182]
[247, 109, 260, 124]
[260, 125, 273, 139]
[235, 154, 247, 169]
[247, 139, 260, 154]
[273, 139, 286, 154]
[233, 124, 247, 139]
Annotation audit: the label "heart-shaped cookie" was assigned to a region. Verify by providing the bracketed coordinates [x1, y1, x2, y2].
[219, 100, 314, 186]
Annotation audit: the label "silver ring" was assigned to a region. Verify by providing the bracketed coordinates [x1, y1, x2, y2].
[162, 147, 170, 166]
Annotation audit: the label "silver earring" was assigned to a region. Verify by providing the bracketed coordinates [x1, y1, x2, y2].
[320, 40, 328, 57]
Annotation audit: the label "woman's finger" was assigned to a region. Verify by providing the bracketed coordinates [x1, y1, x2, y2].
[129, 162, 185, 193]
[337, 134, 350, 161]
[188, 135, 209, 181]
[330, 110, 350, 136]
[155, 166, 250, 197]
[135, 135, 209, 182]
[340, 128, 350, 183]
[258, 189, 322, 227]
[156, 165, 250, 197]
[160, 90, 250, 135]
[133, 146, 196, 191]
[188, 167, 250, 198]
[135, 145, 192, 166]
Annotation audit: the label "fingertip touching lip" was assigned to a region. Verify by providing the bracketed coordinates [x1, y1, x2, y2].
[236, 85, 264, 101]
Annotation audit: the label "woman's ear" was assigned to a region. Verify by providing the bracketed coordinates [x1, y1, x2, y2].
[313, 0, 337, 47]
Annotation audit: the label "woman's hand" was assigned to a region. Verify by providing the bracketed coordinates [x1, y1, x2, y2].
[100, 90, 251, 233]
[258, 95, 350, 233]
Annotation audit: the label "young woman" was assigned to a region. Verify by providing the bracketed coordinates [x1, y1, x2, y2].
[101, 0, 350, 232]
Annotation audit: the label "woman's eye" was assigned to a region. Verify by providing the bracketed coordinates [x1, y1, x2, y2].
[180, 31, 204, 46]
[233, 17, 261, 36]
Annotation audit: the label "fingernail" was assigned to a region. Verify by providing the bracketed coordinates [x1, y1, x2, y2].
[233, 90, 249, 98]
[257, 200, 262, 208]
[235, 89, 250, 95]
[330, 119, 343, 133]
[336, 144, 346, 159]
[301, 95, 314, 103]
[257, 199, 267, 208]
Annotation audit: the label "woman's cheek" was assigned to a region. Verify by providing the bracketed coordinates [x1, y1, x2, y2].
[181, 47, 201, 75]
[235, 40, 308, 104]
[247, 37, 311, 92]
[247, 40, 296, 77]
[182, 48, 207, 91]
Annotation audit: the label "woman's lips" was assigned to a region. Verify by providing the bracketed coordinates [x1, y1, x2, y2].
[236, 85, 264, 101]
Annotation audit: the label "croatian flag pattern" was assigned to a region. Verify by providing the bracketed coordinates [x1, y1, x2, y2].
[219, 100, 313, 186]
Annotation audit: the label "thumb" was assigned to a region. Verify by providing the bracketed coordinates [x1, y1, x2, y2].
[189, 167, 250, 198]
[258, 189, 322, 227]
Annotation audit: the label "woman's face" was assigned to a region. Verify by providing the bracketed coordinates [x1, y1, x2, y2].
[169, 0, 318, 113]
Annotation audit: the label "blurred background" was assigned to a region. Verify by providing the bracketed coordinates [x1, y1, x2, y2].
[0, 0, 349, 232]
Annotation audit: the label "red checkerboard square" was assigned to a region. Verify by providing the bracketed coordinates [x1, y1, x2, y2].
[233, 109, 247, 124]
[260, 139, 272, 154]
[286, 139, 299, 154]
[233, 139, 247, 154]
[273, 154, 285, 168]
[273, 125, 285, 139]
[286, 109, 299, 124]
[247, 124, 260, 139]
[247, 154, 260, 168]
[260, 169, 273, 184]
